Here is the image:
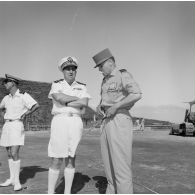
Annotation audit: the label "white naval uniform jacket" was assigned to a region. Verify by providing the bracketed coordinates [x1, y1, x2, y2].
[48, 79, 91, 115]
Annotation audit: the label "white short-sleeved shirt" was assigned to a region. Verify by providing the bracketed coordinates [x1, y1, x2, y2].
[48, 79, 91, 115]
[0, 89, 37, 120]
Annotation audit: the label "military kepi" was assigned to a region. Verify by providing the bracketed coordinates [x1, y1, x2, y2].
[93, 48, 113, 68]
[3, 74, 21, 84]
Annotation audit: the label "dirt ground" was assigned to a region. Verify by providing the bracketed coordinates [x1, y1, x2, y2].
[0, 128, 195, 194]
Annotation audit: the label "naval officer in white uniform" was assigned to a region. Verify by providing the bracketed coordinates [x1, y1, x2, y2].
[47, 56, 90, 194]
[0, 74, 39, 191]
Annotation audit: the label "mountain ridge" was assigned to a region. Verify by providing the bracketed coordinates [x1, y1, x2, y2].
[131, 105, 186, 123]
[0, 78, 173, 129]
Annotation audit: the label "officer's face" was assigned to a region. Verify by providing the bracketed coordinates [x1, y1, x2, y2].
[4, 80, 14, 91]
[98, 59, 113, 76]
[62, 65, 77, 82]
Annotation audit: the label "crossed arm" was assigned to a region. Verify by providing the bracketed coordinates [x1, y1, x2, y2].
[51, 93, 89, 108]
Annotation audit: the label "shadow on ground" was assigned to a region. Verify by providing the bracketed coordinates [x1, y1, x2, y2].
[20, 166, 48, 184]
[55, 172, 91, 194]
[93, 176, 107, 194]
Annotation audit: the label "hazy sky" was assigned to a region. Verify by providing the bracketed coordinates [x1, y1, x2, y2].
[1, 1, 195, 109]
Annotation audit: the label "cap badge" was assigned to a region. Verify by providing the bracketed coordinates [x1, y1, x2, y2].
[67, 57, 73, 63]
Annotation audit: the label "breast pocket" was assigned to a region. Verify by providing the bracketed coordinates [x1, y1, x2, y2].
[72, 88, 83, 98]
[107, 82, 117, 92]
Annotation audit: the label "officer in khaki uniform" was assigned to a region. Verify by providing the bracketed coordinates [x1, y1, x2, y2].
[93, 48, 142, 194]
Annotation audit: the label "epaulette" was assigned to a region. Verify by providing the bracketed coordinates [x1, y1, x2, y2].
[19, 90, 26, 94]
[119, 69, 127, 73]
[76, 81, 86, 86]
[54, 79, 63, 83]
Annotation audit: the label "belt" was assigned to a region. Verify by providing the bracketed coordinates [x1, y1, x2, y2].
[101, 105, 129, 112]
[101, 106, 111, 112]
[5, 119, 21, 122]
[101, 105, 130, 116]
[55, 113, 80, 117]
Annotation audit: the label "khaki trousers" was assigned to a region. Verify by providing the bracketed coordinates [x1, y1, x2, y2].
[100, 112, 133, 194]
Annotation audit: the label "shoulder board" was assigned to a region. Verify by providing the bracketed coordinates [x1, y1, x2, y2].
[76, 81, 86, 86]
[54, 79, 63, 83]
[119, 69, 127, 73]
[19, 90, 26, 94]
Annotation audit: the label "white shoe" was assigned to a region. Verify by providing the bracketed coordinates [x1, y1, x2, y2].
[14, 183, 22, 191]
[0, 179, 14, 187]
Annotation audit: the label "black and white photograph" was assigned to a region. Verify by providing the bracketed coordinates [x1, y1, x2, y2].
[0, 1, 195, 194]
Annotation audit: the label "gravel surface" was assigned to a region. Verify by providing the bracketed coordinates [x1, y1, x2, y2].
[0, 128, 195, 194]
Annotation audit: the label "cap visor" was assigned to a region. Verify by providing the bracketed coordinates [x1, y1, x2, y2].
[94, 64, 100, 68]
[61, 64, 78, 71]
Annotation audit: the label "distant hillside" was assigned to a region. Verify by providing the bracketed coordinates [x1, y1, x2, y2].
[132, 117, 171, 127]
[0, 78, 96, 130]
[131, 105, 186, 123]
[0, 78, 173, 130]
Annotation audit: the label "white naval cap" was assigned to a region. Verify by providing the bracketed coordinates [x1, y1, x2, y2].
[58, 56, 78, 72]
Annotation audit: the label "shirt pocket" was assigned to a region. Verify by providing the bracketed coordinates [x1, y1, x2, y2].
[107, 82, 118, 92]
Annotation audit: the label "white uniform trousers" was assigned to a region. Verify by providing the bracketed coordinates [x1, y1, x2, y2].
[0, 120, 25, 147]
[100, 111, 133, 194]
[48, 113, 83, 158]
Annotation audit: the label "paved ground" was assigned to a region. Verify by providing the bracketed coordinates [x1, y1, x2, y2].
[0, 128, 195, 194]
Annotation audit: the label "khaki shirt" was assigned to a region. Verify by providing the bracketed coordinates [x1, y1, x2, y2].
[100, 68, 141, 107]
[0, 89, 37, 120]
